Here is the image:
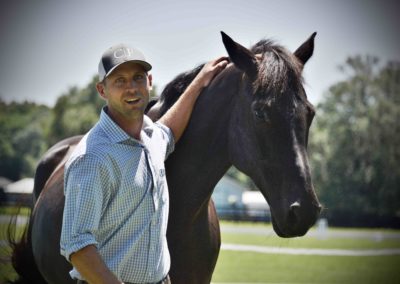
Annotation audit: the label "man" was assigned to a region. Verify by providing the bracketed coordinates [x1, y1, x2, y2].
[60, 43, 228, 284]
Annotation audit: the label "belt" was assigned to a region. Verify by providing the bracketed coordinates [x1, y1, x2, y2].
[77, 274, 170, 284]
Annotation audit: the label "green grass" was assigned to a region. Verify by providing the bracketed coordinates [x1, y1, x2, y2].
[221, 232, 400, 250]
[212, 221, 400, 283]
[0, 245, 17, 283]
[0, 223, 26, 283]
[212, 252, 400, 284]
[1, 218, 400, 283]
[0, 206, 30, 216]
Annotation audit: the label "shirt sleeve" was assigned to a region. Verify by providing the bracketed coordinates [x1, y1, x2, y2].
[60, 154, 111, 261]
[154, 122, 175, 160]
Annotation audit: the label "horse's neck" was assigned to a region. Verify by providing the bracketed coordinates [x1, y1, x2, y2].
[166, 67, 242, 217]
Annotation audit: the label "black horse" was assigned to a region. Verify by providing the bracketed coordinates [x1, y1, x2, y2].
[8, 32, 321, 284]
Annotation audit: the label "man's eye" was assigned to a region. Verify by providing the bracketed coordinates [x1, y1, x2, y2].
[135, 74, 144, 80]
[116, 78, 126, 84]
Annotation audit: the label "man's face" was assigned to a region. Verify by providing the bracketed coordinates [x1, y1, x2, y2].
[97, 61, 152, 123]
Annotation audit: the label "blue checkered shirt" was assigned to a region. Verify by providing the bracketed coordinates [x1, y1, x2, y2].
[60, 107, 174, 283]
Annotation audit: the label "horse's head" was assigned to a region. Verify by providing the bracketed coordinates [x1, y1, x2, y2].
[222, 32, 321, 237]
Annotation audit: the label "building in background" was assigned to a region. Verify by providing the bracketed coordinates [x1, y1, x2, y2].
[212, 176, 270, 222]
[0, 177, 33, 206]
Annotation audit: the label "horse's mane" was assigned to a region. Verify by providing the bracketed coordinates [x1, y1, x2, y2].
[153, 64, 204, 117]
[153, 39, 304, 117]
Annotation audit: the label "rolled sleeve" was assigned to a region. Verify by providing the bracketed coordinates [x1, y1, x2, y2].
[60, 154, 110, 261]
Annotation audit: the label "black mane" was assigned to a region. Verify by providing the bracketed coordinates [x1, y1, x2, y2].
[155, 64, 205, 116]
[153, 39, 304, 117]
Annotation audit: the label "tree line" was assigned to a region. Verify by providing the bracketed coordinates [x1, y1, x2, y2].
[0, 56, 399, 227]
[309, 56, 399, 227]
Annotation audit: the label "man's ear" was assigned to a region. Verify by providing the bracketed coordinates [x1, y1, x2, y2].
[96, 82, 107, 100]
[148, 73, 153, 91]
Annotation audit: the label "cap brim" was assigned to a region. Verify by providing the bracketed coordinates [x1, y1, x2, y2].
[103, 60, 152, 80]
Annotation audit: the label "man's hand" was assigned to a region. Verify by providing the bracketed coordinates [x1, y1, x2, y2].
[158, 56, 228, 143]
[193, 56, 229, 89]
[70, 245, 122, 284]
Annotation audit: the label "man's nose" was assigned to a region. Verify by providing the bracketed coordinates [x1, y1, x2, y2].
[127, 80, 139, 90]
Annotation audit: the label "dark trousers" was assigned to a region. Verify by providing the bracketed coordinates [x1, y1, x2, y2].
[77, 275, 170, 284]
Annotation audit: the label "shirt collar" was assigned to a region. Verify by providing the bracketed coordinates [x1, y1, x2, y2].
[99, 106, 154, 144]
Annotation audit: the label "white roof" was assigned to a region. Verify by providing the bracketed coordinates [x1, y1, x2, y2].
[242, 191, 270, 209]
[4, 178, 34, 194]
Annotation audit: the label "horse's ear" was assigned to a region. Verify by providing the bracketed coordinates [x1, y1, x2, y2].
[221, 31, 258, 79]
[294, 32, 316, 66]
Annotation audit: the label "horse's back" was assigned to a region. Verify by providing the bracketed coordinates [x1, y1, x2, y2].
[33, 136, 82, 203]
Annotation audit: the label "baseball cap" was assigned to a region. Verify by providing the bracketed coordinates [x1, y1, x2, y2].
[98, 43, 152, 81]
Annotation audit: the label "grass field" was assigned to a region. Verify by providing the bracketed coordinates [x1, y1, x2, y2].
[1, 217, 399, 284]
[213, 252, 399, 283]
[0, 221, 26, 284]
[211, 221, 400, 284]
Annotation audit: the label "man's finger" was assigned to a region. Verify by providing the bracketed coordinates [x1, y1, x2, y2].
[215, 61, 228, 71]
[212, 56, 229, 65]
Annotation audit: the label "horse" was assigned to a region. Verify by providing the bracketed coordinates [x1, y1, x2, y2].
[8, 31, 321, 284]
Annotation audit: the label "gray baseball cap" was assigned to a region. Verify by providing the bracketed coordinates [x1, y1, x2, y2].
[98, 43, 152, 81]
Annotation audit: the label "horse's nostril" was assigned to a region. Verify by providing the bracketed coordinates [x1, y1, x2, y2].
[290, 201, 301, 210]
[289, 201, 301, 219]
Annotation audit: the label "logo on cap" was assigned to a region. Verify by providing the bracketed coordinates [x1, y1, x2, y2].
[113, 47, 132, 59]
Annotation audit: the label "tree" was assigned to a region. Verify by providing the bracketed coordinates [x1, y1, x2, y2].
[0, 100, 51, 179]
[49, 76, 104, 144]
[309, 56, 400, 227]
[0, 75, 159, 180]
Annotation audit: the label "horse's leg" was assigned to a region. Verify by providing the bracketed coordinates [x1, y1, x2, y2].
[168, 200, 221, 284]
[31, 169, 75, 284]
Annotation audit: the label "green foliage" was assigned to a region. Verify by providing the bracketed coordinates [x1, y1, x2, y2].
[309, 56, 400, 226]
[49, 76, 105, 144]
[0, 100, 51, 179]
[0, 75, 161, 180]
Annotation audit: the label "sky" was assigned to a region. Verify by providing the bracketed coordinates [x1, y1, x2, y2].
[0, 0, 399, 107]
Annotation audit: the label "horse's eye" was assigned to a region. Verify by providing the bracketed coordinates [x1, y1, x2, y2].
[255, 110, 264, 120]
[253, 109, 269, 123]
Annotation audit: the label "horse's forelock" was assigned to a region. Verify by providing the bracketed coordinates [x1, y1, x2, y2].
[251, 40, 304, 103]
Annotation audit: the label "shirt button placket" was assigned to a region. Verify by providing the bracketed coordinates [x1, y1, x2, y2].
[144, 148, 158, 211]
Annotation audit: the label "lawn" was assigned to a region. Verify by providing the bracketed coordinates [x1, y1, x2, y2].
[212, 251, 400, 283]
[0, 206, 30, 216]
[0, 210, 28, 284]
[212, 221, 400, 283]
[1, 218, 400, 284]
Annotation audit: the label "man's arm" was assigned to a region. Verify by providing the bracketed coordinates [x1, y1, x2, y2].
[158, 56, 228, 143]
[70, 245, 123, 284]
[60, 156, 117, 283]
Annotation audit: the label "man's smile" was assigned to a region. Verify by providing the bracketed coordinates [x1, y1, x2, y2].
[125, 97, 141, 104]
